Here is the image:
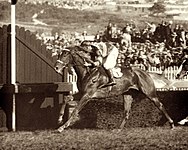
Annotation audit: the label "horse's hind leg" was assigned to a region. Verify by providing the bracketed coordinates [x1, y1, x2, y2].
[120, 95, 133, 129]
[150, 97, 174, 128]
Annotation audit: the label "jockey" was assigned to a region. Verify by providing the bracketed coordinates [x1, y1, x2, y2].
[79, 41, 101, 67]
[79, 40, 119, 87]
[91, 41, 119, 86]
[176, 47, 188, 77]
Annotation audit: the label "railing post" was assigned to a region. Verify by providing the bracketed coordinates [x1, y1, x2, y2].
[11, 0, 17, 132]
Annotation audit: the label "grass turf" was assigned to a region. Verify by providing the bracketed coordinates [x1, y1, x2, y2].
[0, 127, 188, 150]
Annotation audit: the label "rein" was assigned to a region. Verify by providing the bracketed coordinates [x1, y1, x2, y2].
[71, 51, 89, 67]
[57, 48, 92, 69]
[69, 49, 96, 76]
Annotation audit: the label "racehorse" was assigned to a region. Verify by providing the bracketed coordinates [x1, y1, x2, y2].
[176, 59, 188, 79]
[54, 46, 174, 132]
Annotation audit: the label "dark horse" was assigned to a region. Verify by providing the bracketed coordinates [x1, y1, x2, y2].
[176, 59, 188, 79]
[54, 46, 174, 132]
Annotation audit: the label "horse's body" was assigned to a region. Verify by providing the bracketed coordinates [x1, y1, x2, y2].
[54, 46, 174, 132]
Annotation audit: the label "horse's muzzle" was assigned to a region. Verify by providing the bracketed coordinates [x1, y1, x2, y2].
[176, 74, 180, 79]
[54, 66, 64, 75]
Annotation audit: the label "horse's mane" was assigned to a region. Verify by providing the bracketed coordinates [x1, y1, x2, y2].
[64, 46, 87, 64]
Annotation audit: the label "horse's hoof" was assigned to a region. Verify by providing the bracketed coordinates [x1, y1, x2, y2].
[170, 123, 175, 130]
[57, 127, 64, 133]
[112, 129, 122, 133]
[52, 130, 61, 134]
[58, 115, 64, 125]
[58, 120, 63, 125]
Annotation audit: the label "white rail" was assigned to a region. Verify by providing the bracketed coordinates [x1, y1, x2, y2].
[65, 66, 188, 93]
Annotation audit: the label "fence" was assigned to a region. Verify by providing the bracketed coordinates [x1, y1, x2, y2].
[0, 25, 72, 131]
[0, 25, 63, 84]
[65, 65, 188, 93]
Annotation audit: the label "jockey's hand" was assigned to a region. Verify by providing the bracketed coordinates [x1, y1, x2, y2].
[93, 61, 100, 67]
[84, 62, 92, 67]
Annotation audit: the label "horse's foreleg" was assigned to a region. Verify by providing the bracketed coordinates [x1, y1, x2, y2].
[57, 94, 91, 132]
[58, 101, 67, 125]
[120, 95, 133, 129]
[58, 95, 73, 124]
[151, 97, 174, 128]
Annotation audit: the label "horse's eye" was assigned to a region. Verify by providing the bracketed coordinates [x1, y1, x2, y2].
[64, 52, 68, 56]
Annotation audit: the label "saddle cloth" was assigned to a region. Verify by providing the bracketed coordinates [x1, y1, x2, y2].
[112, 67, 123, 78]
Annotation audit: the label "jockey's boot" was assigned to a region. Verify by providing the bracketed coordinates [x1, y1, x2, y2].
[105, 69, 116, 86]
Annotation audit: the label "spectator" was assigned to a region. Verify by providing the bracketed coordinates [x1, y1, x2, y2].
[185, 32, 188, 47]
[94, 31, 101, 42]
[154, 21, 166, 43]
[145, 22, 156, 36]
[179, 25, 186, 47]
[106, 22, 112, 40]
[165, 21, 173, 44]
[120, 27, 132, 48]
[173, 24, 180, 46]
[166, 32, 178, 50]
[111, 24, 117, 39]
[173, 24, 179, 34]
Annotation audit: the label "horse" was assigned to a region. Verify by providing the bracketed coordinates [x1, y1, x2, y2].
[176, 59, 188, 79]
[54, 46, 174, 132]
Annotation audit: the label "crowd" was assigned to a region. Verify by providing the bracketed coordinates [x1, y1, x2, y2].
[37, 20, 188, 70]
[93, 20, 188, 69]
[24, 0, 103, 10]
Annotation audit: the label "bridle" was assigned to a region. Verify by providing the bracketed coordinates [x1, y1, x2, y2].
[56, 59, 65, 65]
[56, 47, 92, 69]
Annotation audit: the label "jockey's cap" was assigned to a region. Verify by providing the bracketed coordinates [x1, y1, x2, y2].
[91, 43, 101, 50]
[80, 41, 93, 53]
[80, 40, 91, 46]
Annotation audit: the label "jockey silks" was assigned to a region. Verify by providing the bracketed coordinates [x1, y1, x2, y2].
[94, 42, 119, 70]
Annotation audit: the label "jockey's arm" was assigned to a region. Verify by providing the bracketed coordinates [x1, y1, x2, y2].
[95, 49, 103, 66]
[83, 54, 101, 67]
[84, 57, 101, 67]
[83, 57, 95, 66]
[94, 56, 102, 67]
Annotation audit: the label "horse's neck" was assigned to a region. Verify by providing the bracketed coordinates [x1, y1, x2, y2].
[73, 65, 87, 81]
[73, 65, 101, 82]
[71, 49, 102, 84]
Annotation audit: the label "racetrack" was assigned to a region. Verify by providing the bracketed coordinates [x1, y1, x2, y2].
[0, 127, 188, 150]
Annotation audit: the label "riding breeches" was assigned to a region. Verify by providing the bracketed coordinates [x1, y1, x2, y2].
[103, 46, 119, 70]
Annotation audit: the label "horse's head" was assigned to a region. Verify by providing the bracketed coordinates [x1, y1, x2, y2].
[54, 49, 71, 75]
[176, 68, 188, 79]
[176, 60, 188, 79]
